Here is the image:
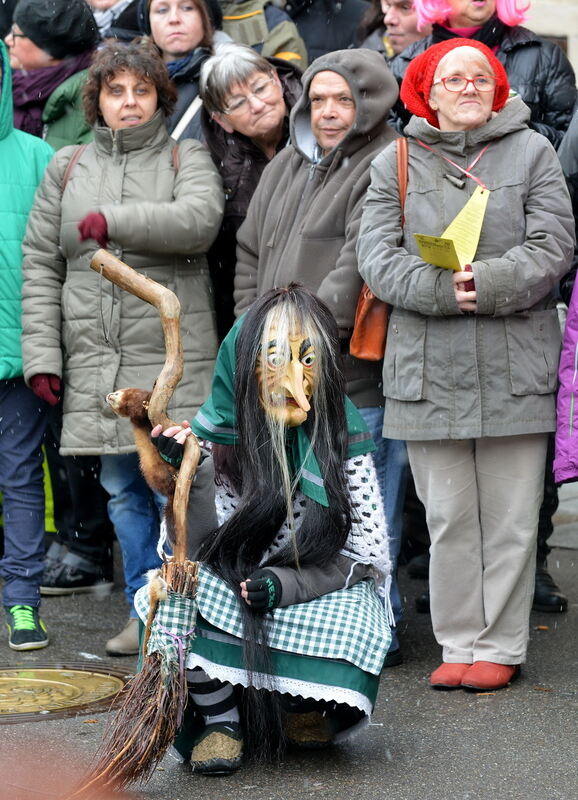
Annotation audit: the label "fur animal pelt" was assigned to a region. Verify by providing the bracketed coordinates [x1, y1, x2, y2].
[106, 388, 176, 530]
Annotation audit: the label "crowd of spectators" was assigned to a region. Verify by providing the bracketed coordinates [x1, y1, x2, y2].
[0, 0, 576, 739]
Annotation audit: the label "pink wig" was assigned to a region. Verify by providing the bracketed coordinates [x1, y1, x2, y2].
[414, 0, 529, 30]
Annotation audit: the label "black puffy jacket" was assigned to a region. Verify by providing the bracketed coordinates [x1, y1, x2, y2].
[390, 23, 577, 148]
[285, 0, 369, 63]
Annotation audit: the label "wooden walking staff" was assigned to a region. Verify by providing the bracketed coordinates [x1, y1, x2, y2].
[90, 248, 200, 557]
[70, 250, 201, 797]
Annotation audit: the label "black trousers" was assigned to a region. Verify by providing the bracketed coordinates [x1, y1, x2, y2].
[44, 405, 115, 566]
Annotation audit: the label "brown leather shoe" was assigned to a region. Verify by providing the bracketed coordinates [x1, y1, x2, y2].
[105, 618, 139, 656]
[430, 662, 471, 689]
[461, 661, 520, 691]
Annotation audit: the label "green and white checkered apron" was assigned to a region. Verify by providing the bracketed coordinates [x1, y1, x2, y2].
[135, 565, 390, 719]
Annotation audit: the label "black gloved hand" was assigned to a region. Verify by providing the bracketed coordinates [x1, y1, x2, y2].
[151, 430, 184, 467]
[244, 569, 282, 612]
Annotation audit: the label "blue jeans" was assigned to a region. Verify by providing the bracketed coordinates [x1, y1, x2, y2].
[359, 406, 407, 652]
[0, 378, 49, 608]
[100, 453, 165, 614]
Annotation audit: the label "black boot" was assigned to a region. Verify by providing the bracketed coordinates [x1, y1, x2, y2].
[407, 551, 430, 579]
[415, 588, 430, 614]
[533, 562, 568, 613]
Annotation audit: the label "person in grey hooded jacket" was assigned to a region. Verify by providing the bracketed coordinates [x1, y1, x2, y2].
[234, 48, 406, 667]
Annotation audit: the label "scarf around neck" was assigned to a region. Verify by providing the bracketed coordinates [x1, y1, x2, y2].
[192, 315, 375, 506]
[433, 14, 509, 50]
[167, 47, 211, 81]
[12, 50, 93, 138]
[93, 0, 134, 32]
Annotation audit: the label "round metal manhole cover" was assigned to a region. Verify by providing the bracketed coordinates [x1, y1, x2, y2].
[0, 663, 131, 722]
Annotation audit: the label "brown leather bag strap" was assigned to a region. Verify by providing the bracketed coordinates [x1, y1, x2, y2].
[61, 143, 88, 193]
[396, 136, 409, 227]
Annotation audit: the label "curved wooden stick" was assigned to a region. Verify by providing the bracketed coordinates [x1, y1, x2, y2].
[90, 249, 200, 561]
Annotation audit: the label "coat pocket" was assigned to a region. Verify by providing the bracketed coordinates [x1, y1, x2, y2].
[505, 309, 562, 396]
[382, 310, 426, 401]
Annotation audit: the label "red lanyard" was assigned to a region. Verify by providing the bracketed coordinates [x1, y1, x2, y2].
[416, 140, 491, 191]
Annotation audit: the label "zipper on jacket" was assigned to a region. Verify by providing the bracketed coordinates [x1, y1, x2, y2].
[570, 342, 578, 437]
[110, 128, 118, 162]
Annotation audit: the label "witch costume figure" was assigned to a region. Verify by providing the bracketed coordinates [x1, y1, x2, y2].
[136, 284, 392, 775]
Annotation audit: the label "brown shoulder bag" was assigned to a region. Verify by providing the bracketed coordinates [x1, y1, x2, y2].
[349, 137, 408, 361]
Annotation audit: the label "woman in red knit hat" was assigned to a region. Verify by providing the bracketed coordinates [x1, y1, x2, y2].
[357, 39, 574, 691]
[389, 0, 576, 149]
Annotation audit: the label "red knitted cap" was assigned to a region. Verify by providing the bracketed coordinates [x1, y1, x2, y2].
[400, 38, 510, 127]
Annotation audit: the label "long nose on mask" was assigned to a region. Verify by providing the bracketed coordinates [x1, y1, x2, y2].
[281, 359, 311, 413]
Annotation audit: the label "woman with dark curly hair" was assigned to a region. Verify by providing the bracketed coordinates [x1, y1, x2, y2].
[20, 39, 224, 657]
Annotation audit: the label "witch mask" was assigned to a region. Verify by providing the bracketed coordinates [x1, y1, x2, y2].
[256, 329, 317, 428]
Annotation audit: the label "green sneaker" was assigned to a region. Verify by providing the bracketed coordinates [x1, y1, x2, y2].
[5, 605, 49, 651]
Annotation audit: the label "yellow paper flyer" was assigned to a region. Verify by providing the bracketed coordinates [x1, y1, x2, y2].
[414, 234, 461, 270]
[414, 185, 490, 270]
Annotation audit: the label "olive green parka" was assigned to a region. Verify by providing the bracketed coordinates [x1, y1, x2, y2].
[357, 99, 575, 440]
[21, 110, 224, 455]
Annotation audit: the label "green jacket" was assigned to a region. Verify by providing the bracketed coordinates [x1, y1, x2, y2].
[21, 110, 224, 455]
[42, 69, 93, 150]
[0, 41, 53, 381]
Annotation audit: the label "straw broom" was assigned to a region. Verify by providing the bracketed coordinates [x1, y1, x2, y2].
[70, 250, 202, 797]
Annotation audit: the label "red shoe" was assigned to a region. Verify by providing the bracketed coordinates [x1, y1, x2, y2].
[461, 661, 520, 691]
[430, 662, 471, 689]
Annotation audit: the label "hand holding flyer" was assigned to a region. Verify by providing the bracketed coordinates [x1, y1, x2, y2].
[414, 185, 490, 270]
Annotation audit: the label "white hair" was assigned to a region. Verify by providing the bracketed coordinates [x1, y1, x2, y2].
[200, 42, 275, 115]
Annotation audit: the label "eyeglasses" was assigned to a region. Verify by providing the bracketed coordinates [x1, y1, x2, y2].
[9, 26, 28, 40]
[432, 75, 496, 93]
[222, 76, 278, 115]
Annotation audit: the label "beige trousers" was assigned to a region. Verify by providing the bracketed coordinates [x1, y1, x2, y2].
[407, 434, 548, 664]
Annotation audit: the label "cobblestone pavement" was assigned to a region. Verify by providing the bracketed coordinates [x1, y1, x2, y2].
[1, 524, 576, 800]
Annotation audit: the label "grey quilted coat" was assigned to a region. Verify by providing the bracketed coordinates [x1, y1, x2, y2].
[21, 110, 224, 455]
[357, 98, 575, 441]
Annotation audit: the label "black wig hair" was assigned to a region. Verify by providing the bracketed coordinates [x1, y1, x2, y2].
[200, 283, 352, 580]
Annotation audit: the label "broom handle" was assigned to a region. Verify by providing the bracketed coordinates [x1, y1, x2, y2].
[90, 249, 200, 561]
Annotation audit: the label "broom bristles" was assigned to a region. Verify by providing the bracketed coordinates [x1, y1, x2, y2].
[70, 561, 199, 798]
[69, 653, 186, 797]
